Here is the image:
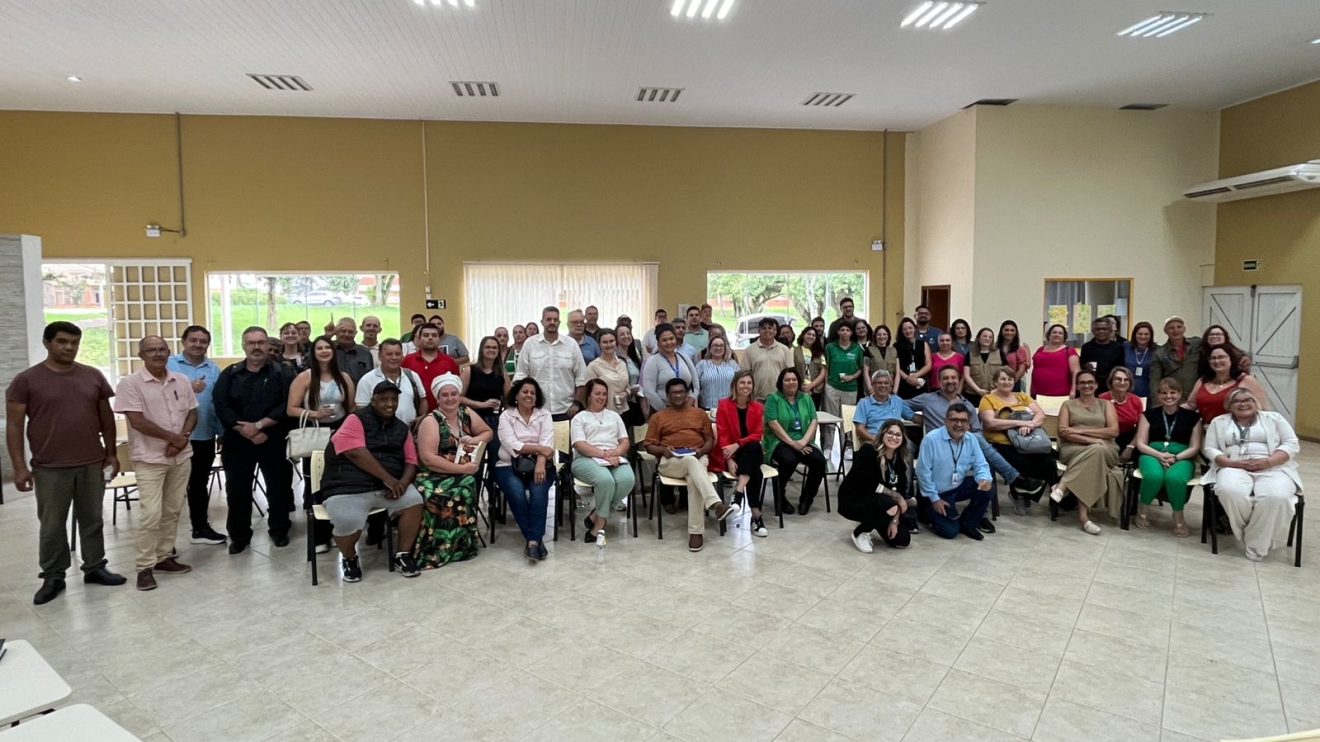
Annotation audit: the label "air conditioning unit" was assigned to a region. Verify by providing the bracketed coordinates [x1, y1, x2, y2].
[1183, 160, 1320, 202]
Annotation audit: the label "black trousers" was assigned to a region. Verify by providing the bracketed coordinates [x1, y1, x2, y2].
[222, 432, 294, 544]
[771, 444, 826, 504]
[729, 443, 766, 509]
[838, 490, 911, 547]
[186, 438, 217, 532]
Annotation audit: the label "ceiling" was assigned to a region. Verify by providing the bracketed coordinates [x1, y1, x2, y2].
[1, 0, 1316, 131]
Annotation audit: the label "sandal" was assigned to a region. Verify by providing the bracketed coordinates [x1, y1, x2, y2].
[1081, 520, 1101, 536]
[1133, 513, 1150, 529]
[1172, 522, 1190, 538]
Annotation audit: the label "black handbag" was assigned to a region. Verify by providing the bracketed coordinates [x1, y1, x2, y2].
[512, 453, 538, 476]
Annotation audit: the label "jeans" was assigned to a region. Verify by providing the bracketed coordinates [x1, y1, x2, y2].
[33, 464, 107, 580]
[925, 477, 993, 539]
[494, 465, 551, 543]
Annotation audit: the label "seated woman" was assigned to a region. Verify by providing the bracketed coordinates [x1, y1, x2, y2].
[1099, 366, 1143, 456]
[1203, 387, 1302, 561]
[929, 332, 967, 387]
[1132, 378, 1202, 536]
[894, 317, 932, 399]
[495, 378, 556, 561]
[695, 336, 739, 410]
[288, 335, 355, 551]
[570, 379, 634, 546]
[1124, 321, 1157, 398]
[1031, 323, 1079, 398]
[1186, 346, 1270, 427]
[962, 327, 1005, 408]
[640, 323, 699, 414]
[794, 326, 826, 410]
[712, 370, 768, 537]
[1053, 370, 1123, 535]
[414, 373, 494, 568]
[764, 367, 827, 515]
[979, 368, 1057, 513]
[838, 419, 913, 553]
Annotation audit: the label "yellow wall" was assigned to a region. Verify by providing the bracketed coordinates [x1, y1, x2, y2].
[967, 105, 1218, 343]
[906, 107, 978, 321]
[0, 112, 905, 340]
[1217, 81, 1320, 438]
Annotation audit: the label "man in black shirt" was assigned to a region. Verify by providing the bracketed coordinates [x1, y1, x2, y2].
[326, 317, 375, 384]
[213, 326, 294, 553]
[826, 297, 864, 342]
[1080, 317, 1126, 394]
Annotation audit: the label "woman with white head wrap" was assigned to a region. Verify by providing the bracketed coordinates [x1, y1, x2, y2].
[412, 372, 494, 568]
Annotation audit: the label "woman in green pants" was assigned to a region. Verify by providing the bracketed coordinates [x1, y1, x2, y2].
[1132, 378, 1203, 536]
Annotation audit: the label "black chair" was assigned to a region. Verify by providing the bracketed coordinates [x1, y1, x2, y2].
[1201, 484, 1305, 568]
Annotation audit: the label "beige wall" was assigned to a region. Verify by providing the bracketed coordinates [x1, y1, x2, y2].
[907, 105, 1219, 347]
[0, 112, 906, 340]
[1217, 81, 1320, 438]
[906, 108, 978, 323]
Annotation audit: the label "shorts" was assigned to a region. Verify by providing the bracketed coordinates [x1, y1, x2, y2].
[323, 486, 424, 537]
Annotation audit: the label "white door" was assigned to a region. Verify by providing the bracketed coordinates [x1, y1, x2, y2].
[1250, 286, 1301, 424]
[1203, 285, 1301, 425]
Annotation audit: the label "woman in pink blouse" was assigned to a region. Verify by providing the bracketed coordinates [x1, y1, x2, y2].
[1031, 324, 1080, 397]
[929, 332, 967, 381]
[997, 320, 1031, 391]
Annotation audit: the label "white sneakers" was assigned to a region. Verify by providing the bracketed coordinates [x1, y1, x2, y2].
[851, 531, 874, 553]
[1081, 520, 1101, 535]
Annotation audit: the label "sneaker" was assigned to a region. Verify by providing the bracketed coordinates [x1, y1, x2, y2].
[228, 541, 248, 555]
[189, 527, 227, 545]
[391, 552, 421, 577]
[153, 557, 192, 575]
[1011, 495, 1027, 517]
[1010, 476, 1046, 499]
[851, 531, 874, 553]
[136, 569, 157, 591]
[613, 499, 629, 512]
[751, 517, 768, 538]
[978, 518, 996, 534]
[314, 542, 331, 555]
[959, 526, 985, 541]
[341, 555, 363, 582]
[1081, 520, 1102, 536]
[688, 534, 704, 552]
[712, 501, 740, 522]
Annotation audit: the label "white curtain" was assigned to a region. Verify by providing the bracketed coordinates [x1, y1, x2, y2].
[464, 262, 658, 341]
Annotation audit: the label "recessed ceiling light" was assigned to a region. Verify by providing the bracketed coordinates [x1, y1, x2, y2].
[414, 0, 475, 6]
[65, 75, 81, 83]
[900, 1, 983, 30]
[1311, 37, 1320, 45]
[670, 0, 734, 21]
[1117, 11, 1209, 38]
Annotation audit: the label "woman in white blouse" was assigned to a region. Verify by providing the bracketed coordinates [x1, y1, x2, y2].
[1202, 387, 1302, 561]
[570, 379, 635, 546]
[495, 378, 556, 562]
[587, 329, 633, 416]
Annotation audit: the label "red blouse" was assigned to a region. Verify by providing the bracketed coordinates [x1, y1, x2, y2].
[1100, 391, 1143, 434]
[710, 398, 765, 473]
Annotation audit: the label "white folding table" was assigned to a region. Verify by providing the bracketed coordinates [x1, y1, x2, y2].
[0, 704, 139, 740]
[0, 640, 72, 727]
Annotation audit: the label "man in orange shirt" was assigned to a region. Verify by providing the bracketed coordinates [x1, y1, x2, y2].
[643, 378, 738, 552]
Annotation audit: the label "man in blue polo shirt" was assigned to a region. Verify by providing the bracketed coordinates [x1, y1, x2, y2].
[915, 403, 993, 540]
[853, 370, 914, 446]
[167, 324, 227, 545]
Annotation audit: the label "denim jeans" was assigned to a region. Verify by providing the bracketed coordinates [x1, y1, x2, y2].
[494, 465, 551, 543]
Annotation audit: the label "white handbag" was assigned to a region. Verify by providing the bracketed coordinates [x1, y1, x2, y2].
[286, 411, 330, 460]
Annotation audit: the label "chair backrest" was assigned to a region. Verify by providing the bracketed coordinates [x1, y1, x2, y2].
[841, 404, 857, 432]
[553, 419, 572, 454]
[310, 450, 324, 493]
[1035, 395, 1068, 416]
[114, 442, 134, 473]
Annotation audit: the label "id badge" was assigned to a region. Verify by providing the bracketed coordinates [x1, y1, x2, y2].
[1134, 367, 1143, 377]
[907, 363, 916, 373]
[793, 419, 803, 432]
[951, 473, 961, 487]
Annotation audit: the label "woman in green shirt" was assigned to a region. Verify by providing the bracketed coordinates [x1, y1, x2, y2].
[764, 367, 827, 515]
[822, 322, 864, 457]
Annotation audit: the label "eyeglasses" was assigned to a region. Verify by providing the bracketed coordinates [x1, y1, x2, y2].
[948, 419, 969, 426]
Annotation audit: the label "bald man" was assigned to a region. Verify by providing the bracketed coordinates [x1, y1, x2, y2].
[360, 315, 383, 368]
[114, 335, 199, 591]
[331, 317, 375, 383]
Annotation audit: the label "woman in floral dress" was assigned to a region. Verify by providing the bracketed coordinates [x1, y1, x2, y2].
[413, 373, 494, 568]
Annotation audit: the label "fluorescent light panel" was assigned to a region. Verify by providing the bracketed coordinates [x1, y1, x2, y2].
[1117, 11, 1209, 38]
[415, 0, 475, 6]
[900, 1, 982, 30]
[671, 0, 734, 20]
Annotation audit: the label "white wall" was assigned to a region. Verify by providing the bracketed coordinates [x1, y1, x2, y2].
[906, 108, 977, 323]
[971, 106, 1219, 343]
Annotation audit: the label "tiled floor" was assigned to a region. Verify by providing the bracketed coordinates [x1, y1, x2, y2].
[1, 443, 1318, 742]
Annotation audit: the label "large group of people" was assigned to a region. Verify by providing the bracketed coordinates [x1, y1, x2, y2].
[4, 298, 1305, 602]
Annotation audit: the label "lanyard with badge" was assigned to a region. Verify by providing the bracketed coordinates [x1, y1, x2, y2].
[787, 397, 804, 433]
[948, 437, 965, 487]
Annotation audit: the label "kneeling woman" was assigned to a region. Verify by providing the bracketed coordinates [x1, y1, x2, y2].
[1132, 378, 1202, 537]
[838, 419, 913, 553]
[1054, 370, 1124, 535]
[414, 373, 494, 568]
[1203, 387, 1302, 562]
[570, 379, 635, 546]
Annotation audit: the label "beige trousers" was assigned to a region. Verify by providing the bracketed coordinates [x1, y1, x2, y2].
[134, 461, 190, 571]
[657, 455, 721, 534]
[1216, 468, 1296, 557]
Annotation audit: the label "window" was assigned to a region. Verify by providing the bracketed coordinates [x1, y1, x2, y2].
[207, 272, 399, 357]
[706, 271, 868, 348]
[43, 260, 193, 382]
[464, 263, 658, 342]
[1043, 278, 1132, 347]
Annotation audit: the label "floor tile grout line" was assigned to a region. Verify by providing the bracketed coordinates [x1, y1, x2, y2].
[1256, 559, 1291, 730]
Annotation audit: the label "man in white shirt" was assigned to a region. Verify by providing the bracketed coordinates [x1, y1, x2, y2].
[642, 308, 669, 356]
[673, 324, 697, 362]
[514, 306, 588, 419]
[355, 340, 427, 426]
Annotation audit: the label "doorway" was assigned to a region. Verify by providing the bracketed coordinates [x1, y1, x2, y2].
[1203, 284, 1301, 424]
[920, 285, 950, 331]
